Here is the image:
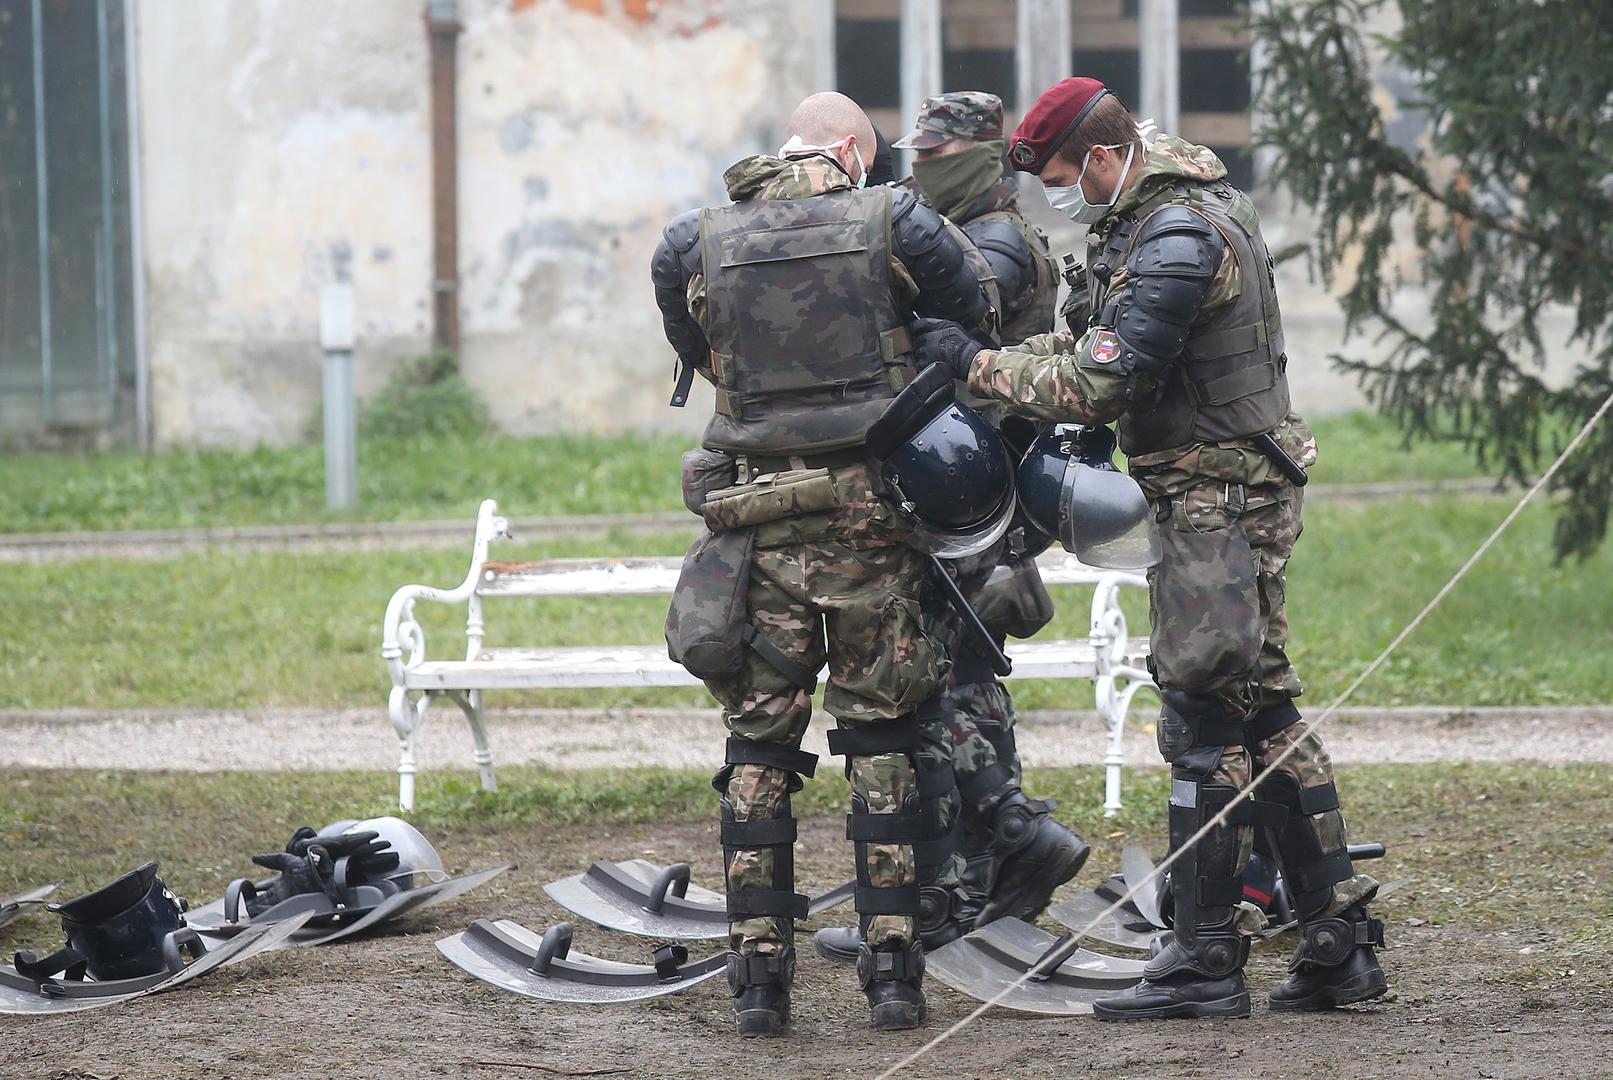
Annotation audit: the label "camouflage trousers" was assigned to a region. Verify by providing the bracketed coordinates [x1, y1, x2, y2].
[1147, 480, 1371, 916]
[706, 488, 940, 956]
[918, 677, 1021, 888]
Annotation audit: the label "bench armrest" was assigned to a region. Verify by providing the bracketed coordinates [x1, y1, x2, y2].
[1088, 570, 1149, 676]
[382, 499, 511, 686]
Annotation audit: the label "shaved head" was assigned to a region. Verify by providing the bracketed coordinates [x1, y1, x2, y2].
[786, 92, 876, 162]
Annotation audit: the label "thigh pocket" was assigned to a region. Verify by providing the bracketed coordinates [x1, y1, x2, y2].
[1151, 497, 1263, 688]
[832, 593, 940, 716]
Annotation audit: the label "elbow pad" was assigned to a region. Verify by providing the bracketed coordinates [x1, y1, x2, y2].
[891, 191, 991, 328]
[1110, 206, 1225, 376]
[649, 210, 709, 368]
[966, 218, 1036, 319]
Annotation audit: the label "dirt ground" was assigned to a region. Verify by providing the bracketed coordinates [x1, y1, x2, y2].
[2, 811, 1610, 1080]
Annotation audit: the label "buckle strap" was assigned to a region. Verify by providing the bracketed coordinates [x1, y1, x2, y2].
[1296, 782, 1341, 816]
[720, 816, 797, 848]
[724, 737, 818, 779]
[846, 809, 933, 843]
[668, 359, 696, 408]
[652, 943, 691, 980]
[828, 717, 922, 758]
[727, 949, 794, 986]
[726, 888, 809, 920]
[853, 884, 923, 916]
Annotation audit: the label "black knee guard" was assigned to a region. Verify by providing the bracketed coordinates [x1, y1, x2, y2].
[829, 717, 933, 925]
[714, 737, 819, 930]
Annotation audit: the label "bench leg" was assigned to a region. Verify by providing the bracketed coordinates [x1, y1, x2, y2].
[390, 687, 429, 812]
[1095, 672, 1154, 818]
[447, 688, 497, 794]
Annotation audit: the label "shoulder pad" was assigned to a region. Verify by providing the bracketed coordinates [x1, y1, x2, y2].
[1128, 206, 1224, 280]
[891, 190, 947, 256]
[965, 218, 1034, 267]
[663, 209, 701, 253]
[651, 210, 703, 289]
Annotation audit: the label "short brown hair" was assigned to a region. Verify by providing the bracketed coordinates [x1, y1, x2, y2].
[1054, 94, 1140, 167]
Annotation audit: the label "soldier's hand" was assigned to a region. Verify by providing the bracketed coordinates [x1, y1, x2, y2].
[910, 318, 984, 380]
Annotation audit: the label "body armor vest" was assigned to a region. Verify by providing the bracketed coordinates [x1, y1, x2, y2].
[966, 208, 1059, 346]
[698, 187, 917, 455]
[1087, 181, 1289, 456]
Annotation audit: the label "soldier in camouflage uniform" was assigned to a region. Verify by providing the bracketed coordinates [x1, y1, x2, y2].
[815, 95, 1086, 968]
[651, 91, 993, 1036]
[911, 78, 1389, 1021]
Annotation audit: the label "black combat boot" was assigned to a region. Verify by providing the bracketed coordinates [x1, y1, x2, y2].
[1092, 929, 1251, 1021]
[858, 939, 927, 1031]
[975, 790, 1090, 926]
[1269, 904, 1387, 1011]
[726, 948, 795, 1037]
[813, 883, 977, 963]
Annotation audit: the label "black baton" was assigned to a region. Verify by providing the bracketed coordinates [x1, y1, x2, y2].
[1252, 432, 1308, 487]
[927, 555, 1013, 679]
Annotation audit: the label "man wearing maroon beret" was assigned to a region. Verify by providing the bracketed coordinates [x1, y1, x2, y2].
[910, 78, 1390, 1021]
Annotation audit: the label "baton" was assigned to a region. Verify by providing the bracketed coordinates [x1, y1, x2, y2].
[927, 555, 1013, 679]
[1252, 432, 1308, 488]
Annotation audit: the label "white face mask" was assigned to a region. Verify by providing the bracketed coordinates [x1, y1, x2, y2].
[1043, 141, 1136, 224]
[778, 134, 868, 188]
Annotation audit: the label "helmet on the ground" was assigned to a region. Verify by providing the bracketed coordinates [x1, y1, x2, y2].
[321, 817, 447, 888]
[47, 862, 187, 981]
[867, 364, 1016, 559]
[1017, 424, 1161, 569]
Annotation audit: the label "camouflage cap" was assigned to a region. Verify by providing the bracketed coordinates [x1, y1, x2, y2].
[893, 91, 1004, 150]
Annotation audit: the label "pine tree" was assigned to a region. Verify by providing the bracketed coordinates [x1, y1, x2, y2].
[1248, 0, 1613, 558]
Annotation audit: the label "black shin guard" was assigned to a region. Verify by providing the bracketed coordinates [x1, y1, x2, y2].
[1259, 772, 1353, 919]
[828, 718, 932, 930]
[714, 738, 818, 936]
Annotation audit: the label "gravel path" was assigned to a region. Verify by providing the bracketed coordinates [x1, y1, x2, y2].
[3, 704, 1606, 773]
[0, 477, 1521, 564]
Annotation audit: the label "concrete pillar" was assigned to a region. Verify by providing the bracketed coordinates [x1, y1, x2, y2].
[899, 0, 942, 172]
[814, 0, 836, 91]
[1016, 0, 1071, 114]
[1139, 0, 1179, 134]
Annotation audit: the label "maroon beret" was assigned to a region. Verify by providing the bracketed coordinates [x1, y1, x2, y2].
[1008, 77, 1109, 174]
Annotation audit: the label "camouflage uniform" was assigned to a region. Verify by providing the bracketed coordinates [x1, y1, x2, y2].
[966, 135, 1377, 942]
[653, 149, 991, 1006]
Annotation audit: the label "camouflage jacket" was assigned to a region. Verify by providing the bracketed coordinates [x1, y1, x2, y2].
[966, 135, 1312, 496]
[685, 154, 921, 356]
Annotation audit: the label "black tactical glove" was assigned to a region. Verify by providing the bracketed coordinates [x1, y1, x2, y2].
[245, 850, 334, 916]
[910, 317, 986, 381]
[287, 828, 400, 881]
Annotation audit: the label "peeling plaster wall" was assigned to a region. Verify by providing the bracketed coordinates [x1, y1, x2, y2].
[135, 0, 815, 447]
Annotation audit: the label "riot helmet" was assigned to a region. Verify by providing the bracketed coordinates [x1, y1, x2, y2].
[1017, 424, 1161, 569]
[46, 862, 191, 981]
[329, 817, 447, 888]
[867, 363, 1017, 559]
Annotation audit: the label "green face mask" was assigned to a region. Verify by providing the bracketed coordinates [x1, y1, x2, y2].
[910, 140, 1007, 221]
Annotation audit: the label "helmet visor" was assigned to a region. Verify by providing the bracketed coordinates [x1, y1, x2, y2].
[1058, 464, 1162, 569]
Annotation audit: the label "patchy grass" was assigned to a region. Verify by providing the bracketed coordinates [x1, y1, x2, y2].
[1, 496, 1608, 711]
[2, 411, 1487, 535]
[2, 763, 1607, 968]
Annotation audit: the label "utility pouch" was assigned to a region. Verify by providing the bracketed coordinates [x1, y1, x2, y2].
[680, 448, 737, 515]
[664, 527, 819, 691]
[701, 468, 837, 533]
[972, 553, 1056, 639]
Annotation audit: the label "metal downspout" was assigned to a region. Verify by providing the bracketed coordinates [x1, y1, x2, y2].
[425, 0, 461, 356]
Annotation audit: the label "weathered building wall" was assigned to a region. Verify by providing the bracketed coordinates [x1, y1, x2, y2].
[136, 0, 814, 448]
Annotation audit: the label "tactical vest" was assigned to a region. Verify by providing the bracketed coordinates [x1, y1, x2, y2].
[1086, 180, 1289, 456]
[966, 208, 1059, 346]
[698, 187, 917, 455]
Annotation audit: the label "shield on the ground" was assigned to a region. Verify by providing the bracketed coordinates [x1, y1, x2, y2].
[543, 859, 852, 940]
[925, 917, 1146, 1015]
[0, 910, 312, 1016]
[1121, 844, 1167, 930]
[189, 865, 512, 950]
[1049, 874, 1163, 954]
[0, 884, 59, 931]
[437, 918, 727, 1005]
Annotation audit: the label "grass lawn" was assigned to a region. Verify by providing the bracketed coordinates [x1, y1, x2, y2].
[1, 496, 1607, 712]
[1, 410, 1492, 535]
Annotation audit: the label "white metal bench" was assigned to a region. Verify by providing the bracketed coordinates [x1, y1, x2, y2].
[382, 500, 1157, 814]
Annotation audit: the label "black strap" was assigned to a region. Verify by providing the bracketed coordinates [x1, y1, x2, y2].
[914, 816, 964, 875]
[845, 810, 933, 843]
[652, 943, 690, 979]
[741, 625, 819, 693]
[915, 761, 956, 800]
[720, 817, 797, 848]
[957, 761, 1015, 805]
[724, 737, 818, 779]
[726, 888, 810, 920]
[1296, 783, 1341, 816]
[1286, 848, 1355, 895]
[864, 944, 921, 981]
[1244, 700, 1303, 742]
[729, 951, 792, 984]
[1227, 797, 1289, 829]
[668, 359, 696, 408]
[827, 717, 921, 758]
[853, 884, 923, 916]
